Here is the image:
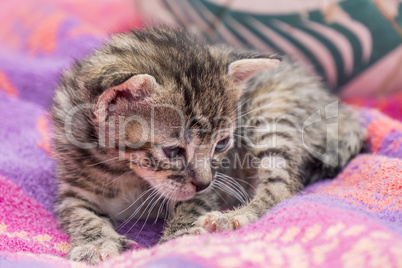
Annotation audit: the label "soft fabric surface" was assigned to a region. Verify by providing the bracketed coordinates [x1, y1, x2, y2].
[137, 0, 402, 97]
[0, 0, 401, 267]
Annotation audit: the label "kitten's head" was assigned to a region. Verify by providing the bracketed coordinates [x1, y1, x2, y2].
[81, 28, 279, 201]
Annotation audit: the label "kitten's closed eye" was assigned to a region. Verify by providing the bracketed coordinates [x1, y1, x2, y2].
[163, 146, 185, 159]
[214, 137, 231, 153]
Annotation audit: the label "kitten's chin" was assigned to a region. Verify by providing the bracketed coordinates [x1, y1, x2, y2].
[159, 189, 196, 201]
[154, 184, 197, 201]
[134, 168, 197, 201]
[171, 192, 196, 201]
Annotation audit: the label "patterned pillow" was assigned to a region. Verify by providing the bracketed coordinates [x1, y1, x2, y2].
[137, 0, 402, 97]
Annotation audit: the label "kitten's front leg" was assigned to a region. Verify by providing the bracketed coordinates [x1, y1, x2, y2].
[159, 196, 217, 243]
[57, 191, 132, 265]
[195, 154, 303, 232]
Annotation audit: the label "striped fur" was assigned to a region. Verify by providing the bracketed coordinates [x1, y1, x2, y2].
[193, 61, 364, 233]
[51, 27, 364, 264]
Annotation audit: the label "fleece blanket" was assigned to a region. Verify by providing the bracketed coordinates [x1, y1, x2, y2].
[0, 1, 402, 267]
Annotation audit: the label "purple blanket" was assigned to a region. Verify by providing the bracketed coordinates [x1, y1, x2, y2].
[1, 1, 402, 267]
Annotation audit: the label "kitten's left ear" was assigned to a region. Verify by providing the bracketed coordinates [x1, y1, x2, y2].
[94, 74, 160, 122]
[228, 58, 280, 84]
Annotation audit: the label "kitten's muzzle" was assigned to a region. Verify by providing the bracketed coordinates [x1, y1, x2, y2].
[167, 175, 186, 184]
[187, 167, 212, 193]
[192, 181, 210, 193]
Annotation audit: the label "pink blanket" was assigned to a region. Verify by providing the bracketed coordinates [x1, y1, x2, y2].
[0, 0, 401, 267]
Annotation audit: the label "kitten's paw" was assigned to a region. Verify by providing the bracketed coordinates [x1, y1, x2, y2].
[159, 227, 207, 243]
[195, 211, 252, 232]
[67, 236, 132, 265]
[185, 226, 208, 236]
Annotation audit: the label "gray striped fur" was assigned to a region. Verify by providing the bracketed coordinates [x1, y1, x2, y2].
[51, 27, 364, 264]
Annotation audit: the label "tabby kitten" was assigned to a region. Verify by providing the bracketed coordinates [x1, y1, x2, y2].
[51, 27, 364, 264]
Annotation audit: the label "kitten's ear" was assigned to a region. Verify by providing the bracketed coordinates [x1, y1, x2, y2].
[95, 74, 159, 122]
[228, 58, 280, 84]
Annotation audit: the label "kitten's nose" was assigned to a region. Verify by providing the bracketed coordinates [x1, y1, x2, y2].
[192, 181, 210, 193]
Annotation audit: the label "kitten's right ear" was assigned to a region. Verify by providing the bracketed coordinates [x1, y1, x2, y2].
[94, 74, 159, 122]
[228, 58, 280, 85]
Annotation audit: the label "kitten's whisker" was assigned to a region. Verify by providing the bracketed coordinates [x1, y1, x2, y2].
[224, 179, 250, 202]
[154, 197, 167, 224]
[217, 172, 254, 196]
[117, 187, 159, 231]
[154, 188, 173, 224]
[104, 170, 134, 189]
[237, 125, 261, 128]
[213, 180, 247, 204]
[163, 200, 169, 222]
[124, 189, 161, 235]
[232, 133, 245, 139]
[217, 172, 256, 190]
[235, 103, 276, 121]
[217, 174, 247, 193]
[135, 187, 167, 238]
[147, 188, 167, 221]
[89, 157, 119, 166]
[217, 177, 249, 204]
[164, 197, 171, 221]
[212, 188, 229, 207]
[114, 187, 153, 217]
[234, 96, 254, 114]
[166, 191, 179, 220]
[212, 182, 243, 204]
[115, 175, 165, 219]
[216, 176, 249, 203]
